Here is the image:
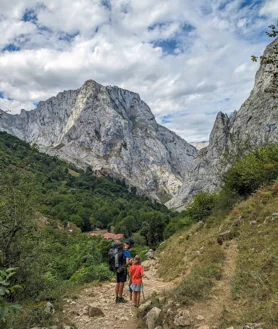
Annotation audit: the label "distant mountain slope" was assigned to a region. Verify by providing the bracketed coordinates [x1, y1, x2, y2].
[190, 141, 209, 150]
[0, 80, 196, 202]
[167, 38, 278, 209]
[0, 131, 172, 233]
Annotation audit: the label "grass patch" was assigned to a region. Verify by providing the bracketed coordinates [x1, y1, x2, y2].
[171, 245, 225, 305]
[156, 182, 278, 328]
[217, 183, 278, 328]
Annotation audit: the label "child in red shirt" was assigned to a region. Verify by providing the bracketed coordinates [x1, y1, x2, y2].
[129, 255, 144, 307]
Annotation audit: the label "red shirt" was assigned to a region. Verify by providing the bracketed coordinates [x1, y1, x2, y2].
[129, 264, 144, 284]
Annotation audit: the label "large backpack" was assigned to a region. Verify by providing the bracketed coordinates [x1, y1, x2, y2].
[108, 242, 124, 273]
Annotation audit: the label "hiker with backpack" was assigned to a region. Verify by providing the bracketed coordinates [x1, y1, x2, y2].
[129, 255, 144, 307]
[108, 238, 134, 303]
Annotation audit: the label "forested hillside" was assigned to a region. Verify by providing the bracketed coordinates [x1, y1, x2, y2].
[0, 131, 183, 328]
[0, 131, 174, 238]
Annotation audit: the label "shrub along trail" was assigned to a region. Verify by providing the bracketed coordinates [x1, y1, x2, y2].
[64, 259, 174, 329]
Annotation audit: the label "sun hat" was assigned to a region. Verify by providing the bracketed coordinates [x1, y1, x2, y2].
[125, 238, 134, 246]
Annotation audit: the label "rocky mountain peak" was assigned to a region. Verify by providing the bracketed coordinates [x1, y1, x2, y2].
[167, 38, 278, 209]
[0, 80, 197, 202]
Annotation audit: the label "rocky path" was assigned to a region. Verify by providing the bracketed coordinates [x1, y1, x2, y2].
[188, 241, 239, 328]
[64, 242, 239, 329]
[64, 260, 174, 329]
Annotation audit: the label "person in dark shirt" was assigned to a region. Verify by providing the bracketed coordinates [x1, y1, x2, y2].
[115, 238, 134, 303]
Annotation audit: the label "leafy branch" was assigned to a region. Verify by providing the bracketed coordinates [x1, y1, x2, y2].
[252, 22, 278, 64]
[0, 268, 22, 323]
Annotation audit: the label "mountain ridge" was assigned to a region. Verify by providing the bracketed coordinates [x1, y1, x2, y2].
[0, 79, 197, 202]
[167, 38, 278, 209]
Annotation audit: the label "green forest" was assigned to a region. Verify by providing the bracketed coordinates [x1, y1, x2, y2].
[0, 132, 186, 328]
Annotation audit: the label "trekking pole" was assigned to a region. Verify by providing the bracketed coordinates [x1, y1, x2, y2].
[142, 284, 145, 301]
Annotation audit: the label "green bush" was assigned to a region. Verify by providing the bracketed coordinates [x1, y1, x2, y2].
[0, 268, 22, 327]
[163, 216, 194, 240]
[187, 192, 217, 221]
[223, 146, 278, 196]
[69, 265, 113, 284]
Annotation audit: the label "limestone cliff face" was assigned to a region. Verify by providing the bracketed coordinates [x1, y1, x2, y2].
[0, 80, 197, 201]
[167, 38, 278, 209]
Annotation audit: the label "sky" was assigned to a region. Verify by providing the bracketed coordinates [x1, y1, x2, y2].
[0, 0, 277, 142]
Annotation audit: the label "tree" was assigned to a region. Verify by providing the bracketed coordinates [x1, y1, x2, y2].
[222, 146, 278, 196]
[187, 192, 216, 221]
[139, 213, 168, 249]
[252, 23, 278, 64]
[0, 173, 36, 267]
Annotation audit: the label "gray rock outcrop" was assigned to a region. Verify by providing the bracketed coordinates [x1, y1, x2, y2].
[167, 38, 278, 209]
[173, 309, 192, 326]
[0, 80, 197, 201]
[146, 307, 162, 329]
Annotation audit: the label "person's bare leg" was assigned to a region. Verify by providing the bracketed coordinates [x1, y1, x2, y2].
[115, 282, 119, 297]
[118, 282, 124, 298]
[129, 280, 132, 300]
[134, 291, 137, 306]
[132, 291, 137, 306]
[137, 291, 141, 306]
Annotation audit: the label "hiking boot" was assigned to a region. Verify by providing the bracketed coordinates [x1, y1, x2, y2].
[117, 297, 127, 303]
[115, 297, 120, 303]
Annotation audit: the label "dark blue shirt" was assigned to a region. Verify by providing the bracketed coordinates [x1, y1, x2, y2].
[123, 249, 131, 265]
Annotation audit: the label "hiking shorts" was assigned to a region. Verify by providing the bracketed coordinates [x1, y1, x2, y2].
[130, 283, 143, 292]
[116, 270, 127, 283]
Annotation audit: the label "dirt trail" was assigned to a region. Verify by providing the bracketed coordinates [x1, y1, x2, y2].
[64, 242, 239, 329]
[188, 240, 239, 328]
[64, 259, 174, 329]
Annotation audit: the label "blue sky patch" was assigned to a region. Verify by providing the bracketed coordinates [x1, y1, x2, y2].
[218, 0, 238, 11]
[148, 23, 165, 31]
[38, 25, 53, 34]
[161, 114, 174, 124]
[58, 32, 79, 42]
[102, 0, 111, 10]
[153, 39, 179, 55]
[0, 92, 4, 99]
[23, 9, 37, 22]
[2, 44, 20, 52]
[181, 23, 195, 33]
[239, 0, 262, 9]
[150, 23, 195, 54]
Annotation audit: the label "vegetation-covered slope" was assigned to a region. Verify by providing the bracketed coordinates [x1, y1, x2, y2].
[153, 183, 278, 328]
[0, 131, 183, 328]
[0, 131, 174, 239]
[139, 146, 278, 329]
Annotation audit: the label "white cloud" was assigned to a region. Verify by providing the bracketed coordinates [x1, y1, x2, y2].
[0, 0, 273, 141]
[260, 0, 278, 18]
[0, 98, 35, 114]
[0, 20, 36, 49]
[37, 0, 109, 36]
